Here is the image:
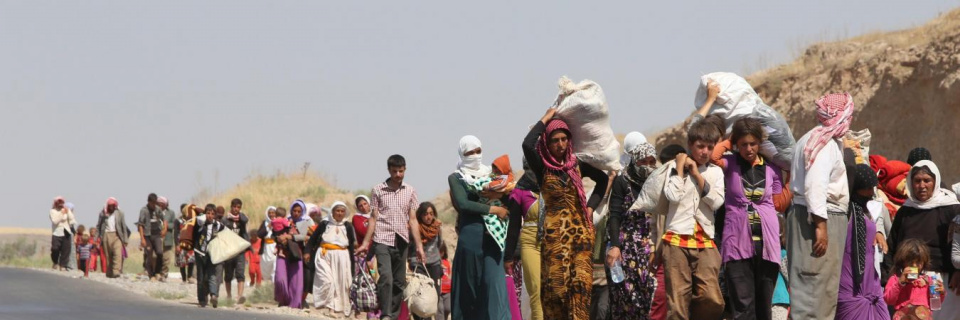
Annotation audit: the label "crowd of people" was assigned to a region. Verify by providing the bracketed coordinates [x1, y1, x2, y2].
[48, 84, 960, 320]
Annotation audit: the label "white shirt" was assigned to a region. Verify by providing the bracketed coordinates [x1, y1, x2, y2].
[663, 163, 725, 238]
[105, 213, 117, 232]
[50, 209, 76, 237]
[321, 221, 350, 247]
[790, 132, 849, 220]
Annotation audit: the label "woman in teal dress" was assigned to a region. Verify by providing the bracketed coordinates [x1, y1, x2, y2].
[449, 135, 511, 320]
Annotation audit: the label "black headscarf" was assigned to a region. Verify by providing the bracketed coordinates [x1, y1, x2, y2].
[907, 147, 932, 166]
[848, 164, 878, 287]
[516, 157, 540, 193]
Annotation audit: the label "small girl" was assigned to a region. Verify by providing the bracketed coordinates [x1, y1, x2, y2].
[884, 239, 945, 320]
[440, 245, 452, 320]
[74, 225, 86, 271]
[88, 227, 104, 273]
[247, 236, 263, 287]
[77, 232, 94, 278]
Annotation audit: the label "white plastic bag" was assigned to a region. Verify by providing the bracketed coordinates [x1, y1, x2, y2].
[694, 72, 795, 170]
[553, 76, 623, 171]
[208, 229, 250, 265]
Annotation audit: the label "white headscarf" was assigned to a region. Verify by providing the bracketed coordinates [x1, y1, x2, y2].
[456, 135, 492, 186]
[263, 206, 277, 238]
[903, 160, 960, 210]
[329, 201, 348, 225]
[354, 195, 371, 218]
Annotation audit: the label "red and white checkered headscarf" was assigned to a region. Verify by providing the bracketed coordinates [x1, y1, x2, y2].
[803, 93, 854, 169]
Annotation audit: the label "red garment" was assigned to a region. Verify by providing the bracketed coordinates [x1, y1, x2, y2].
[246, 238, 261, 264]
[246, 238, 262, 286]
[649, 263, 668, 320]
[873, 154, 910, 206]
[441, 259, 452, 293]
[884, 275, 934, 311]
[352, 214, 370, 243]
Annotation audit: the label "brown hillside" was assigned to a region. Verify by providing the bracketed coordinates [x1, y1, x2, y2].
[652, 9, 960, 183]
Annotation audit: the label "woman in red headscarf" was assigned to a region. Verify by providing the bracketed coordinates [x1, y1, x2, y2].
[521, 107, 610, 320]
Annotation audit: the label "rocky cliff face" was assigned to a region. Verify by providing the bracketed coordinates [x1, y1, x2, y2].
[653, 9, 960, 183]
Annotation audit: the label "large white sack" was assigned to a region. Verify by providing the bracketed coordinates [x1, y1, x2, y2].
[208, 229, 251, 265]
[553, 76, 623, 171]
[694, 72, 796, 170]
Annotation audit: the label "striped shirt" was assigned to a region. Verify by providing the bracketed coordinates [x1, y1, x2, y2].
[371, 179, 419, 246]
[662, 222, 716, 249]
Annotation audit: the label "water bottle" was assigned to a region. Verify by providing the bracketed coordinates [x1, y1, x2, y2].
[610, 260, 625, 284]
[930, 274, 942, 311]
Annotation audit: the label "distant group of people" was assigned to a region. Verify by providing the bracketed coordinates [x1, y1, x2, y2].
[49, 86, 960, 320]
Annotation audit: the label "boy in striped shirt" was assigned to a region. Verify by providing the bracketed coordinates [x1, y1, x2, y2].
[660, 120, 726, 320]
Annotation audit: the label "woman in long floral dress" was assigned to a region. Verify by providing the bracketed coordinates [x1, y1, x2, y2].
[605, 132, 658, 320]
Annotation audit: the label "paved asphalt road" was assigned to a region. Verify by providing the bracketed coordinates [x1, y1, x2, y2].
[0, 267, 304, 320]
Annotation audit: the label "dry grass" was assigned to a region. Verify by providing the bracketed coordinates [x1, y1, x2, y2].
[191, 170, 360, 231]
[0, 227, 49, 235]
[0, 237, 47, 268]
[749, 8, 960, 95]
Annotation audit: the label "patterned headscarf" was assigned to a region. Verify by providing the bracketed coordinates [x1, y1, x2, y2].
[536, 118, 590, 228]
[52, 196, 65, 209]
[622, 131, 657, 187]
[103, 197, 119, 214]
[803, 93, 854, 169]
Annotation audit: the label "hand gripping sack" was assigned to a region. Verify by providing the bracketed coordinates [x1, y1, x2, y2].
[350, 261, 379, 313]
[404, 263, 439, 317]
[208, 228, 250, 265]
[553, 76, 623, 171]
[694, 72, 796, 170]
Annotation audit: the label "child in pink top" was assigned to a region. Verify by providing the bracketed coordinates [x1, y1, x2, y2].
[884, 239, 945, 320]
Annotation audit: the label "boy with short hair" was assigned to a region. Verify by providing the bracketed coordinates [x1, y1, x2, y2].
[661, 121, 726, 320]
[221, 198, 250, 304]
[356, 154, 425, 320]
[194, 204, 225, 308]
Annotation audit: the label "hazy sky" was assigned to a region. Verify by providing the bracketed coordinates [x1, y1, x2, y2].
[3, 1, 958, 229]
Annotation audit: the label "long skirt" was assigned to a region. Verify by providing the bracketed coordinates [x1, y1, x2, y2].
[275, 256, 304, 308]
[609, 210, 655, 320]
[313, 248, 353, 316]
[261, 243, 277, 282]
[835, 214, 889, 320]
[451, 221, 510, 320]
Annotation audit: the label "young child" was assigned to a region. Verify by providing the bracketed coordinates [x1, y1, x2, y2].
[87, 227, 104, 273]
[77, 232, 94, 278]
[305, 201, 357, 318]
[247, 235, 263, 287]
[461, 154, 514, 254]
[440, 244, 452, 320]
[884, 239, 945, 320]
[194, 204, 225, 308]
[74, 224, 86, 271]
[660, 120, 725, 319]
